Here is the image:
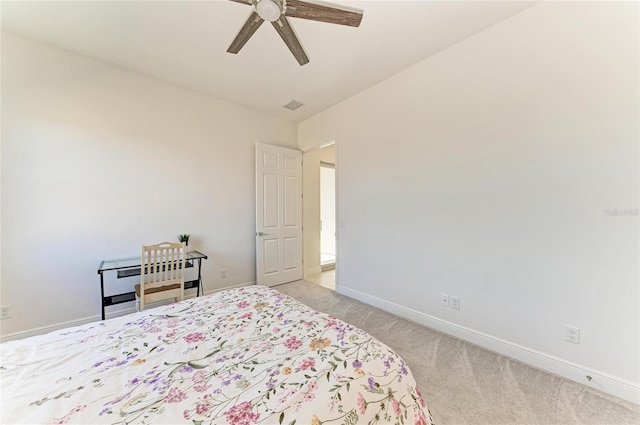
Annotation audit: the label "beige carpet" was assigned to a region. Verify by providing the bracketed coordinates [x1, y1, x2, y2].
[275, 280, 640, 425]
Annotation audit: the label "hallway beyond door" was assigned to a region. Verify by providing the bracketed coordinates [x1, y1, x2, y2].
[306, 269, 335, 290]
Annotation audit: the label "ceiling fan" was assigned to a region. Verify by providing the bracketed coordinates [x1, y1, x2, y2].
[227, 0, 363, 66]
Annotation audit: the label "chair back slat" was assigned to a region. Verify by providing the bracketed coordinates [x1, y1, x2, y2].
[138, 241, 186, 311]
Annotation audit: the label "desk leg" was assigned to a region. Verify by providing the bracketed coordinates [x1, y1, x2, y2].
[197, 258, 203, 297]
[100, 272, 106, 320]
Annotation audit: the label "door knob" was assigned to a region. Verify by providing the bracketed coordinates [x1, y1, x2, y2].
[257, 232, 269, 236]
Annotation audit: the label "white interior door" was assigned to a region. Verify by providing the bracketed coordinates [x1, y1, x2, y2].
[256, 143, 303, 286]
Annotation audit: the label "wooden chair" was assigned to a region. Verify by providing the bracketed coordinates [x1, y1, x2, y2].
[135, 241, 186, 311]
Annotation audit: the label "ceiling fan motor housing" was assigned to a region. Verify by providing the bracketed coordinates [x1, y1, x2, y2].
[256, 0, 283, 22]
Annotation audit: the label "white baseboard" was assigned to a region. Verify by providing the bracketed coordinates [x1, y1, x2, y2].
[0, 281, 256, 344]
[337, 285, 640, 405]
[321, 263, 336, 272]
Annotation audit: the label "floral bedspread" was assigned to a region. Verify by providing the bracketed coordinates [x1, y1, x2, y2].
[1, 285, 432, 425]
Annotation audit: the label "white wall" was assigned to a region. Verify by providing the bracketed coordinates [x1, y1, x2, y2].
[302, 144, 335, 277]
[299, 2, 639, 402]
[1, 32, 297, 335]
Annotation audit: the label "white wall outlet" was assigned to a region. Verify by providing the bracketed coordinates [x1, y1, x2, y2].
[1, 305, 11, 320]
[220, 269, 227, 278]
[566, 325, 580, 344]
[450, 296, 460, 310]
[440, 294, 449, 306]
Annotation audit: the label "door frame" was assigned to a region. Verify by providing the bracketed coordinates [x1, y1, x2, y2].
[301, 139, 338, 289]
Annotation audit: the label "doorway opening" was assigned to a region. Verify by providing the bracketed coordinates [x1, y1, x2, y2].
[302, 143, 336, 290]
[320, 162, 336, 271]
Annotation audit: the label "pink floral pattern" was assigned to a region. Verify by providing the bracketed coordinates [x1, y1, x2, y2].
[183, 332, 206, 343]
[1, 286, 432, 424]
[224, 401, 260, 425]
[284, 335, 303, 351]
[299, 358, 316, 370]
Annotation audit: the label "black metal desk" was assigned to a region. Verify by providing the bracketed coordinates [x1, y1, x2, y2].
[97, 250, 208, 320]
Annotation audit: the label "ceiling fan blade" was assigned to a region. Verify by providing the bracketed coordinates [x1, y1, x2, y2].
[272, 15, 309, 66]
[227, 11, 264, 54]
[285, 0, 363, 27]
[227, 0, 253, 6]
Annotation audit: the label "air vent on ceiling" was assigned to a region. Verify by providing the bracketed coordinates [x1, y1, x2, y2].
[283, 100, 304, 111]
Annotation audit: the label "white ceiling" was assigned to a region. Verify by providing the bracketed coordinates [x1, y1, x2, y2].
[1, 0, 535, 122]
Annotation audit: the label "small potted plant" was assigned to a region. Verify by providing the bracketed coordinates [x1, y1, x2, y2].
[178, 234, 191, 252]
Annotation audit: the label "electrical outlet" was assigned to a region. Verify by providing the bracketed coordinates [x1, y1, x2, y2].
[220, 269, 227, 279]
[450, 296, 460, 310]
[440, 294, 449, 306]
[566, 325, 580, 344]
[1, 305, 11, 320]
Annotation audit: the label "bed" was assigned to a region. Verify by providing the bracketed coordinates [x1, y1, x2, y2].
[1, 285, 432, 424]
